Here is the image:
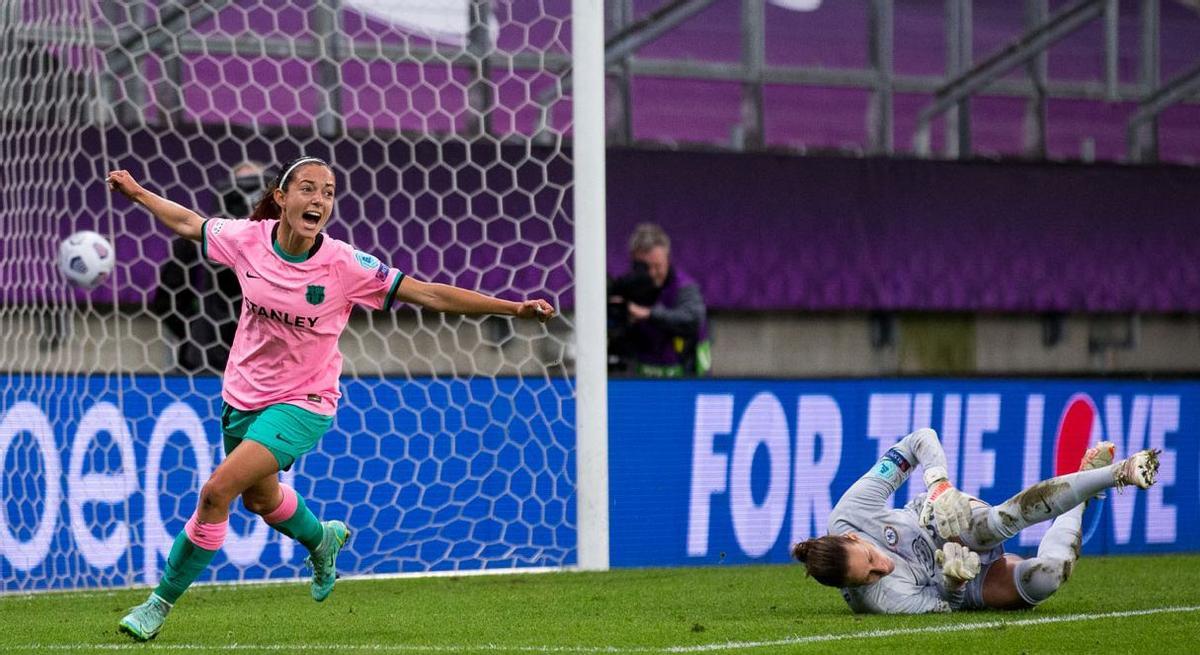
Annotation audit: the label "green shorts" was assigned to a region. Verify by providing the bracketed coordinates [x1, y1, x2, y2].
[221, 402, 333, 470]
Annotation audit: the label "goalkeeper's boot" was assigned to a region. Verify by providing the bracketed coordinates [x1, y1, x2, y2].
[1079, 441, 1116, 503]
[306, 520, 351, 602]
[1114, 449, 1161, 492]
[118, 593, 172, 641]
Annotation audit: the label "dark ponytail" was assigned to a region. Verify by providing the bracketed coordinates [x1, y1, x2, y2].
[248, 156, 331, 222]
[791, 535, 853, 588]
[248, 180, 282, 222]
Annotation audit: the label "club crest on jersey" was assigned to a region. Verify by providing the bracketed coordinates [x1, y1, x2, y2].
[354, 251, 380, 270]
[883, 525, 899, 548]
[306, 285, 325, 305]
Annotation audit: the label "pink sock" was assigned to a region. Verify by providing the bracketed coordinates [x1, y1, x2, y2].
[184, 512, 228, 551]
[262, 484, 300, 524]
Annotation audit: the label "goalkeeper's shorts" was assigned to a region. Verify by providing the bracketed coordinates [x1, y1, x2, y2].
[221, 402, 333, 471]
[960, 543, 1006, 610]
[958, 500, 1009, 609]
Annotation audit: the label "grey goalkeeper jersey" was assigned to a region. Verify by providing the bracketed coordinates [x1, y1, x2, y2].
[828, 428, 962, 614]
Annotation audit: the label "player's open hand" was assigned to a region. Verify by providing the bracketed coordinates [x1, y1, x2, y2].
[107, 170, 146, 203]
[516, 299, 556, 323]
[936, 542, 980, 587]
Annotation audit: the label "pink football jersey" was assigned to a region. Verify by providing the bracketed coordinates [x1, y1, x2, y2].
[203, 218, 404, 415]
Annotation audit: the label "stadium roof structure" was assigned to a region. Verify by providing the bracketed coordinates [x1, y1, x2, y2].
[9, 0, 1200, 163]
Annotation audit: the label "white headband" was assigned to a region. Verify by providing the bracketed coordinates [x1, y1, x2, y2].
[279, 157, 325, 188]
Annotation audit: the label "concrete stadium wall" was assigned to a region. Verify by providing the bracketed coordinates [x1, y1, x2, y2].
[4, 312, 1199, 376]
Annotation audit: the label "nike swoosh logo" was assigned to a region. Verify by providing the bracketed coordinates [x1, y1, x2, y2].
[245, 270, 288, 289]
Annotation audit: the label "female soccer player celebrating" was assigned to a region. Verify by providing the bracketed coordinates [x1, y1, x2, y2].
[792, 428, 1159, 614]
[107, 157, 555, 640]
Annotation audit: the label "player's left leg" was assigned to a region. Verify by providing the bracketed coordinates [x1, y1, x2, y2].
[978, 499, 1087, 609]
[243, 477, 324, 552]
[973, 442, 1116, 610]
[977, 555, 1029, 609]
[231, 403, 348, 602]
[243, 477, 350, 602]
[961, 446, 1156, 550]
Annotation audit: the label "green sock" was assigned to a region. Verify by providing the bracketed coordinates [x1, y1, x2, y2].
[153, 531, 218, 604]
[268, 493, 325, 552]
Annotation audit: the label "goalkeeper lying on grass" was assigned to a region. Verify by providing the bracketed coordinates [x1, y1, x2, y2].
[792, 428, 1160, 613]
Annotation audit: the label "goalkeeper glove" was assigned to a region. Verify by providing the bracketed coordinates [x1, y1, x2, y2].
[936, 542, 981, 590]
[919, 470, 972, 539]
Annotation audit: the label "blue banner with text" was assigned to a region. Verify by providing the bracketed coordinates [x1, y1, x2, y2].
[5, 376, 1198, 590]
[608, 379, 1199, 567]
[1, 374, 574, 592]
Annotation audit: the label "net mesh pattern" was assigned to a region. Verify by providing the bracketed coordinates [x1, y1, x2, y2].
[0, 0, 578, 592]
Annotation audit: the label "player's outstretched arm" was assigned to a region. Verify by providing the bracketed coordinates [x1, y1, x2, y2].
[835, 428, 950, 516]
[394, 277, 555, 322]
[891, 427, 950, 484]
[107, 170, 205, 241]
[892, 428, 972, 539]
[831, 428, 970, 540]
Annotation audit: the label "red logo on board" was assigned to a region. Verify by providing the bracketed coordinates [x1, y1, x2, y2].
[1053, 393, 1099, 476]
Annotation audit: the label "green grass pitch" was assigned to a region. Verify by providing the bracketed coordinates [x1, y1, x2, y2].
[2, 554, 1198, 654]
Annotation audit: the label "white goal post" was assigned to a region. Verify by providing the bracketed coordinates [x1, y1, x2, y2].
[571, 0, 609, 573]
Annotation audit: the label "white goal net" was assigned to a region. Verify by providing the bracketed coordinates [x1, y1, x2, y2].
[1, 0, 582, 592]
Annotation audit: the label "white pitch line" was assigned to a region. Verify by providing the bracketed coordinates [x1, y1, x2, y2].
[3, 646, 626, 654]
[6, 605, 1200, 654]
[662, 604, 1200, 653]
[0, 567, 568, 603]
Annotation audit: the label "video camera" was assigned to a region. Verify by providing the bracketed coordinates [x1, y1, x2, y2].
[607, 261, 661, 372]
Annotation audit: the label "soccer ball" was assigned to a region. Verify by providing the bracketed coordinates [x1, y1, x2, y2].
[58, 230, 116, 289]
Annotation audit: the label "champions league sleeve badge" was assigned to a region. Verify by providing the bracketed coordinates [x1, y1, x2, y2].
[354, 251, 380, 269]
